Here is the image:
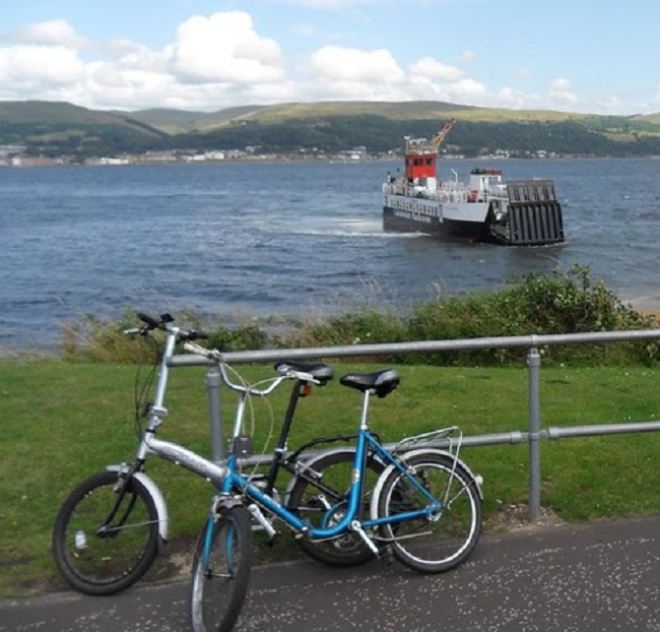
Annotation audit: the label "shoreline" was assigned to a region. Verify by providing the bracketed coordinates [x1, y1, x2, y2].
[625, 297, 660, 321]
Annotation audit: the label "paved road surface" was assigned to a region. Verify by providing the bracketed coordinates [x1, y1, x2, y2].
[2, 516, 660, 631]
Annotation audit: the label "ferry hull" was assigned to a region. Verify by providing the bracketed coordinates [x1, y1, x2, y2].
[383, 205, 487, 242]
[382, 181, 564, 247]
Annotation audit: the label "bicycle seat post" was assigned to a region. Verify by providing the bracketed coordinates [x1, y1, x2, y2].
[359, 389, 372, 430]
[262, 379, 303, 494]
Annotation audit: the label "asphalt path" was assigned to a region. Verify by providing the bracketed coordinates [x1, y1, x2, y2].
[3, 515, 660, 632]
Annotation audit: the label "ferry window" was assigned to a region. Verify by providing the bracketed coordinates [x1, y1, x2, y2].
[426, 158, 433, 166]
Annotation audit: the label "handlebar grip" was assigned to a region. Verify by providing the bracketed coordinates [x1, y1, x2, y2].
[179, 329, 209, 342]
[136, 312, 174, 329]
[136, 312, 161, 328]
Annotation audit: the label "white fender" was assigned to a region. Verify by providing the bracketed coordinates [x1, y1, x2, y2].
[369, 448, 483, 522]
[106, 465, 169, 543]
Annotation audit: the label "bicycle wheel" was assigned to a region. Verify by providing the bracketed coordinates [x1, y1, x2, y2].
[190, 504, 253, 632]
[376, 451, 482, 574]
[52, 470, 160, 595]
[287, 448, 384, 567]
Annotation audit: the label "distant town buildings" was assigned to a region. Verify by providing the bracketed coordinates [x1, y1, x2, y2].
[0, 144, 558, 167]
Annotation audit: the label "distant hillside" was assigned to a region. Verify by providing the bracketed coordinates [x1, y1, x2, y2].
[129, 101, 597, 134]
[0, 100, 168, 158]
[122, 105, 272, 134]
[2, 99, 660, 159]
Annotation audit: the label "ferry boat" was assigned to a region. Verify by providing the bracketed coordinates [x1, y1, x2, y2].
[382, 120, 565, 246]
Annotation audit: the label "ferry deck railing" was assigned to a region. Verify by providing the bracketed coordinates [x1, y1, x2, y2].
[169, 328, 660, 523]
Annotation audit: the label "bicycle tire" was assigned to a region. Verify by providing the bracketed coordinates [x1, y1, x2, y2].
[287, 449, 385, 567]
[190, 504, 253, 632]
[376, 451, 482, 573]
[52, 469, 160, 595]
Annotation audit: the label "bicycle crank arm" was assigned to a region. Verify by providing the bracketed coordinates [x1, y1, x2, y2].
[350, 521, 380, 557]
[247, 503, 278, 541]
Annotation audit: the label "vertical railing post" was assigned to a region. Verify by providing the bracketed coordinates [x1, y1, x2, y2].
[206, 366, 224, 463]
[527, 343, 542, 522]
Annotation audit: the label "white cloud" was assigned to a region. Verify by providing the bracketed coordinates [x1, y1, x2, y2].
[298, 46, 410, 101]
[308, 46, 404, 82]
[96, 38, 146, 60]
[168, 12, 284, 84]
[5, 19, 87, 49]
[409, 75, 488, 104]
[0, 11, 648, 114]
[548, 78, 578, 105]
[497, 86, 529, 109]
[0, 45, 85, 88]
[592, 95, 626, 115]
[409, 57, 464, 82]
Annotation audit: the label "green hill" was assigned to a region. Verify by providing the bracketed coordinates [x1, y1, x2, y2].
[0, 100, 169, 159]
[2, 99, 660, 159]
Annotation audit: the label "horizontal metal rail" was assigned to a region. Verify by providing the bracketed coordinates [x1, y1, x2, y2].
[169, 329, 660, 367]
[238, 420, 660, 463]
[168, 328, 660, 523]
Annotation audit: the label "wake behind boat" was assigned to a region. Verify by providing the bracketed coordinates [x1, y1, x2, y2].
[382, 120, 565, 246]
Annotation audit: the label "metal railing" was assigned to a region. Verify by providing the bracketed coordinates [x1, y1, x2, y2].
[169, 328, 660, 522]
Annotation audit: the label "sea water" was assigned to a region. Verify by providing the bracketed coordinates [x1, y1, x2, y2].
[2, 158, 660, 352]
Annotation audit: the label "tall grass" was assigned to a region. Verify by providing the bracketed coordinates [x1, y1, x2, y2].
[60, 265, 657, 366]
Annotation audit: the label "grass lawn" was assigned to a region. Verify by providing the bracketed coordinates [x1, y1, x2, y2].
[2, 360, 660, 597]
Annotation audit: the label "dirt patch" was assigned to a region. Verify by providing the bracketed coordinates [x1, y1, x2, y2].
[485, 503, 564, 533]
[143, 536, 197, 583]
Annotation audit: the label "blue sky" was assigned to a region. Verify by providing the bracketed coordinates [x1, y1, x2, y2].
[1, 0, 659, 115]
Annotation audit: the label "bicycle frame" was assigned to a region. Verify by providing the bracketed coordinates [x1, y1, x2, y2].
[117, 322, 332, 543]
[219, 388, 444, 545]
[121, 320, 448, 558]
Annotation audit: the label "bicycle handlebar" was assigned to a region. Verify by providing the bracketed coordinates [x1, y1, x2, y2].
[124, 312, 209, 341]
[183, 341, 318, 397]
[184, 341, 222, 362]
[137, 311, 173, 329]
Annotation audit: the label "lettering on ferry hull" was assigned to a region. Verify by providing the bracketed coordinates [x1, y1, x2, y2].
[387, 195, 443, 223]
[383, 206, 486, 242]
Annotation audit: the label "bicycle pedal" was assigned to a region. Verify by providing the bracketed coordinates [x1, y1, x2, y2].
[157, 540, 171, 556]
[266, 533, 280, 548]
[381, 546, 395, 566]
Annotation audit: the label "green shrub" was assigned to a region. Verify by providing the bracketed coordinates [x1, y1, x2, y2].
[207, 321, 270, 352]
[400, 264, 657, 365]
[57, 265, 658, 366]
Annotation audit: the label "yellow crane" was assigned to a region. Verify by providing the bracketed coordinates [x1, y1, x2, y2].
[429, 118, 456, 151]
[404, 119, 456, 155]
